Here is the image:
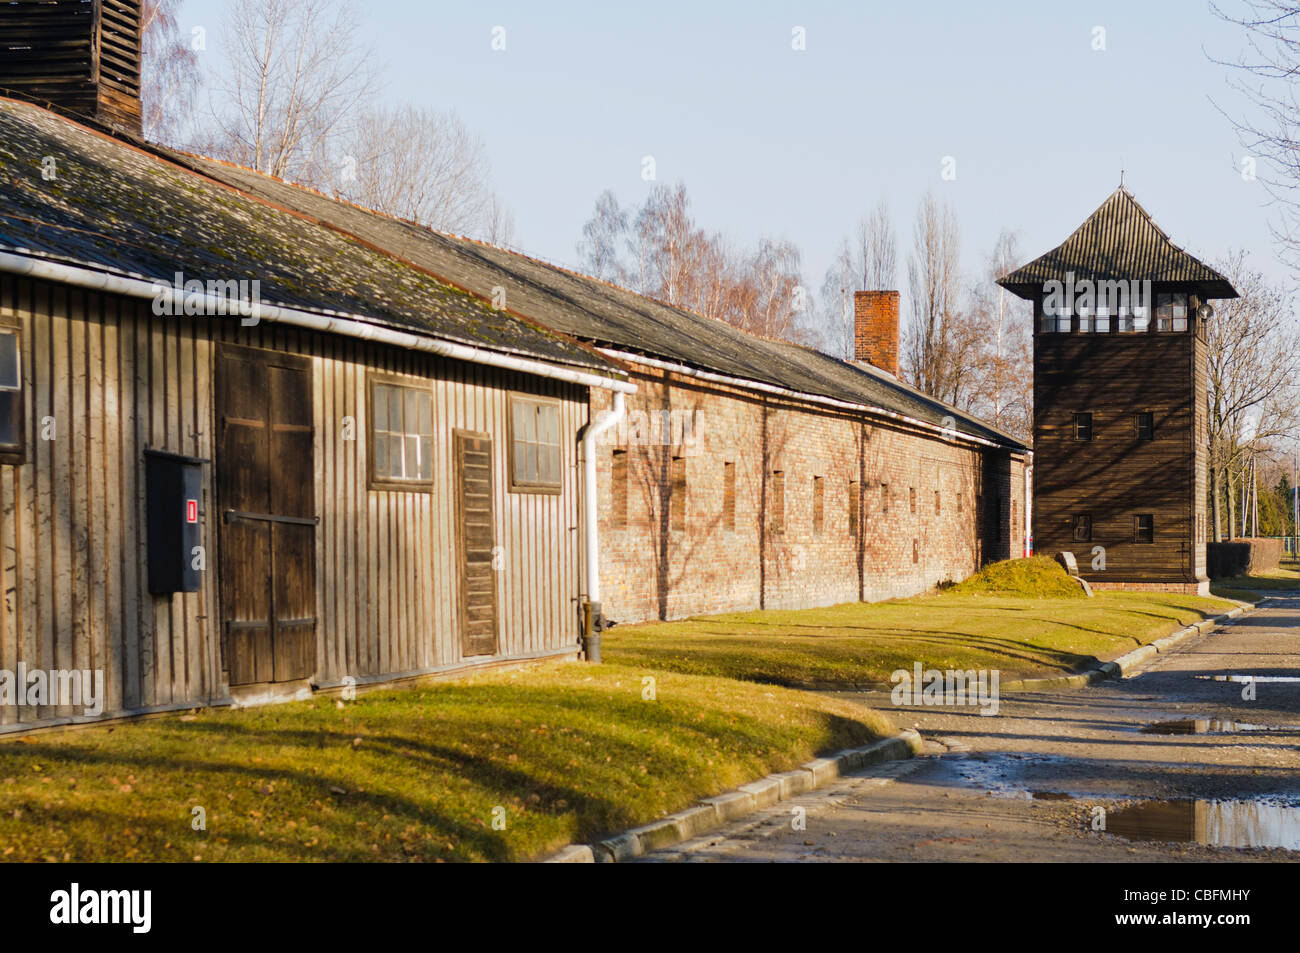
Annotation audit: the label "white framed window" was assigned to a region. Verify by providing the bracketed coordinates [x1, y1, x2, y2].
[509, 395, 562, 492]
[370, 378, 433, 486]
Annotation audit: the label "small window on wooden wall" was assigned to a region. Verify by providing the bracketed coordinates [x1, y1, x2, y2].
[509, 395, 562, 493]
[370, 377, 432, 487]
[722, 461, 736, 532]
[1072, 514, 1091, 542]
[1135, 411, 1153, 441]
[611, 450, 628, 528]
[1073, 412, 1092, 441]
[771, 470, 785, 534]
[0, 330, 22, 464]
[670, 456, 686, 532]
[1134, 514, 1154, 544]
[1155, 293, 1188, 332]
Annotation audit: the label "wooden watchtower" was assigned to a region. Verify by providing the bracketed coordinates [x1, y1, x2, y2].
[998, 186, 1237, 594]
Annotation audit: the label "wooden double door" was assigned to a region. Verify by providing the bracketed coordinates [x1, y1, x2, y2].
[216, 344, 317, 686]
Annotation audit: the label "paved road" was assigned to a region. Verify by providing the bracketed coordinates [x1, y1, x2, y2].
[644, 593, 1300, 862]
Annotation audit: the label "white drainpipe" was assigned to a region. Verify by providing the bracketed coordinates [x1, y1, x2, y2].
[579, 391, 626, 661]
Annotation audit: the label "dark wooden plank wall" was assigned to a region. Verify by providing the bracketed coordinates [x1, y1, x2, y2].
[1034, 330, 1197, 582]
[0, 275, 586, 727]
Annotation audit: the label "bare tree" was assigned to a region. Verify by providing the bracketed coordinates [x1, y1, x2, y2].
[818, 199, 898, 359]
[211, 0, 379, 185]
[1211, 2, 1300, 268]
[575, 182, 808, 342]
[484, 194, 517, 248]
[141, 0, 201, 147]
[904, 192, 965, 402]
[335, 105, 494, 234]
[577, 190, 629, 283]
[962, 230, 1033, 438]
[1205, 250, 1300, 539]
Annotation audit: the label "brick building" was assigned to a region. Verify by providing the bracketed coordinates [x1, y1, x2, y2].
[163, 162, 1032, 625]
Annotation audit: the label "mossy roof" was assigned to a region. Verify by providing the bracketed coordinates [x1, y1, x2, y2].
[0, 98, 616, 377]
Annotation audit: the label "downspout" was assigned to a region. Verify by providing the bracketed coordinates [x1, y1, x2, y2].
[579, 391, 626, 662]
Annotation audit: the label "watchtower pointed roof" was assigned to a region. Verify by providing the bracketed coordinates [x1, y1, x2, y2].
[997, 186, 1237, 300]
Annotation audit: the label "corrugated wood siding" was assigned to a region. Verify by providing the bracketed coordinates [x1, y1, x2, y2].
[0, 276, 585, 726]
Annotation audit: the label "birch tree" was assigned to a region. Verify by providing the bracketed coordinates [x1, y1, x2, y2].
[141, 0, 201, 147]
[1205, 250, 1300, 539]
[211, 0, 379, 185]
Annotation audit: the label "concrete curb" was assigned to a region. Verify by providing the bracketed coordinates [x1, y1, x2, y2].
[539, 728, 923, 863]
[1000, 603, 1252, 692]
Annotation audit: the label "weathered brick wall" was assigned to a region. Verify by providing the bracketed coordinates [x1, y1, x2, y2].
[591, 363, 1028, 623]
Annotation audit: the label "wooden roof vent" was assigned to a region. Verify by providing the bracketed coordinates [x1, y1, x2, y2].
[0, 0, 143, 135]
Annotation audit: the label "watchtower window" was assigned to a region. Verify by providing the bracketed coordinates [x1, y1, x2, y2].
[1135, 411, 1154, 441]
[1072, 514, 1092, 543]
[1134, 514, 1154, 544]
[1118, 301, 1150, 333]
[1073, 412, 1093, 442]
[1155, 293, 1188, 332]
[1040, 303, 1070, 333]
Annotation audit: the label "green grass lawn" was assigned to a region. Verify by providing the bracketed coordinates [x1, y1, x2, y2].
[1211, 565, 1300, 598]
[0, 662, 891, 863]
[604, 560, 1239, 688]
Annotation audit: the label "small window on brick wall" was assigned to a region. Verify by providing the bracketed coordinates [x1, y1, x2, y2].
[722, 461, 736, 532]
[670, 456, 686, 532]
[909, 486, 917, 514]
[771, 470, 785, 534]
[611, 450, 628, 528]
[957, 489, 964, 515]
[934, 489, 941, 515]
[848, 480, 860, 538]
[812, 475, 824, 534]
[880, 483, 889, 513]
[912, 538, 919, 564]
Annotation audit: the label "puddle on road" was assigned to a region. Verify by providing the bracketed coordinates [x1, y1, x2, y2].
[1140, 717, 1277, 735]
[1103, 799, 1300, 850]
[1195, 674, 1300, 683]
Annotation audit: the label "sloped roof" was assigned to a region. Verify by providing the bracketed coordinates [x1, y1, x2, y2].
[0, 97, 617, 376]
[167, 154, 1027, 451]
[997, 186, 1237, 300]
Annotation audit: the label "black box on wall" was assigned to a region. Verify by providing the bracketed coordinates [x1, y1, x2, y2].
[145, 449, 206, 594]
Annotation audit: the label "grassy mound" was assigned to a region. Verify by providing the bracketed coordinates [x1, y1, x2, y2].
[945, 556, 1088, 598]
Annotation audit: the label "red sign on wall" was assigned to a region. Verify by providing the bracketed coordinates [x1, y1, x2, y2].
[186, 499, 198, 523]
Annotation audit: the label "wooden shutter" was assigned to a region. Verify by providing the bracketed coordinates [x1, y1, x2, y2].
[456, 431, 498, 657]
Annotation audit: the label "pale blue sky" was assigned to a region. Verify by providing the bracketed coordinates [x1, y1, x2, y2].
[179, 0, 1287, 300]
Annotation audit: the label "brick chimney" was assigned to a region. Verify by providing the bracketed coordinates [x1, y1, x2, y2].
[0, 0, 143, 136]
[853, 291, 900, 376]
